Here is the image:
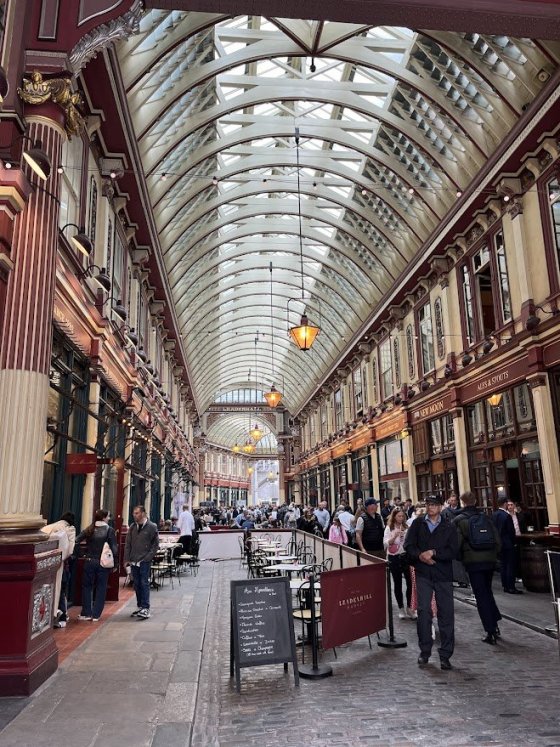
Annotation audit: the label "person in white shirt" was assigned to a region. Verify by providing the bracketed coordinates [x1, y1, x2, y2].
[337, 505, 355, 545]
[314, 501, 331, 537]
[42, 512, 76, 627]
[177, 504, 195, 554]
[383, 508, 414, 619]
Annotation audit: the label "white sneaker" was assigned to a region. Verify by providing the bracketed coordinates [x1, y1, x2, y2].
[431, 624, 436, 640]
[130, 608, 142, 617]
[398, 608, 406, 619]
[77, 615, 92, 621]
[137, 608, 151, 620]
[406, 607, 417, 619]
[92, 618, 100, 622]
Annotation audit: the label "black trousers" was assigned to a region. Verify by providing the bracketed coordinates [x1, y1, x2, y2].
[467, 568, 502, 634]
[179, 534, 192, 555]
[499, 546, 516, 591]
[388, 554, 412, 609]
[416, 574, 454, 660]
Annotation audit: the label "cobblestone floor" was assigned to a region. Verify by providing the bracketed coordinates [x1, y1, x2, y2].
[0, 560, 559, 747]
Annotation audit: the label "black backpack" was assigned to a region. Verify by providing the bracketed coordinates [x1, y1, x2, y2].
[465, 512, 496, 550]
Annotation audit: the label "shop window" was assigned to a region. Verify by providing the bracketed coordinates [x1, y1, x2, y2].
[429, 414, 455, 455]
[486, 390, 514, 440]
[393, 337, 401, 388]
[371, 357, 378, 404]
[59, 136, 83, 236]
[334, 387, 343, 430]
[418, 301, 435, 374]
[547, 179, 560, 270]
[87, 176, 98, 248]
[112, 230, 125, 304]
[379, 339, 392, 400]
[406, 324, 415, 379]
[434, 297, 445, 360]
[353, 366, 363, 415]
[466, 401, 486, 444]
[461, 265, 475, 345]
[460, 230, 512, 344]
[514, 383, 535, 432]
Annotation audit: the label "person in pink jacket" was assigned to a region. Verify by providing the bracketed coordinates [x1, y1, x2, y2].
[328, 514, 348, 545]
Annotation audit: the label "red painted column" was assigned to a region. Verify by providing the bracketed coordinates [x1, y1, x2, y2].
[0, 111, 65, 695]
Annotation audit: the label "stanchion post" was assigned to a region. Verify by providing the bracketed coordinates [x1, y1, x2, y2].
[377, 563, 407, 649]
[299, 574, 333, 679]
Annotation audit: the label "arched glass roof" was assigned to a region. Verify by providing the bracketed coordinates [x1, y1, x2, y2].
[118, 12, 559, 415]
[205, 413, 278, 453]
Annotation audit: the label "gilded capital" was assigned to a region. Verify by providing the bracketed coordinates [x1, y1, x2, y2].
[17, 71, 85, 138]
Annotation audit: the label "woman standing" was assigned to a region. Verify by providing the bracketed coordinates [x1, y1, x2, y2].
[75, 509, 118, 622]
[383, 508, 414, 619]
[328, 514, 348, 545]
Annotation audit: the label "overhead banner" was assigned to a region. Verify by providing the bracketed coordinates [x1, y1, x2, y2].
[321, 563, 386, 649]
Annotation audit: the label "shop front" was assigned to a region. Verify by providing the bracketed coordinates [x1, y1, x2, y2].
[374, 411, 410, 504]
[411, 391, 458, 503]
[461, 363, 547, 530]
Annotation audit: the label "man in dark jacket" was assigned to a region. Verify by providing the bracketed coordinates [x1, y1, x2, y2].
[493, 496, 522, 594]
[455, 492, 502, 644]
[124, 505, 159, 619]
[404, 494, 459, 670]
[355, 498, 384, 558]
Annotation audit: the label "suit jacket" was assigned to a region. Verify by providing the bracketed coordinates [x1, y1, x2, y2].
[492, 508, 516, 550]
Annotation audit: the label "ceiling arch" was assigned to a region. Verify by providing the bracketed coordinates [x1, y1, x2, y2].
[117, 11, 559, 417]
[205, 412, 278, 452]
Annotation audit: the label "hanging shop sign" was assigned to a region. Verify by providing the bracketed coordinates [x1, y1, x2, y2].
[65, 453, 98, 474]
[411, 391, 452, 423]
[460, 356, 528, 404]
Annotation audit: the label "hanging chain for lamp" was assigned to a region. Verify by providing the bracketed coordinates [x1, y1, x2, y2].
[288, 127, 320, 351]
[249, 336, 263, 441]
[264, 262, 283, 408]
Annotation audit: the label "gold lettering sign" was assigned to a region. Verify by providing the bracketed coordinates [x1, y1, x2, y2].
[476, 370, 509, 393]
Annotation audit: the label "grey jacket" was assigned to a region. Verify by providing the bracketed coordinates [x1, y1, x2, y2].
[124, 520, 159, 564]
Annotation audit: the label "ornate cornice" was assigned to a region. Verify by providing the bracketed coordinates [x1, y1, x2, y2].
[68, 0, 143, 75]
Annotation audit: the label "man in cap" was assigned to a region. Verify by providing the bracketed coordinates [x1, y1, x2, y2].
[355, 498, 385, 558]
[404, 494, 459, 670]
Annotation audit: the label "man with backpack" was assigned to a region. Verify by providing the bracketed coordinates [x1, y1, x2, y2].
[455, 492, 502, 645]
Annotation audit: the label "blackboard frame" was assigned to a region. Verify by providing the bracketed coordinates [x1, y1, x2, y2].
[230, 576, 299, 692]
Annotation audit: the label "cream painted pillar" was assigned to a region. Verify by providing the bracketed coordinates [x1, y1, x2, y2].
[369, 445, 380, 499]
[528, 375, 560, 532]
[346, 453, 354, 505]
[452, 408, 470, 495]
[506, 200, 533, 305]
[81, 380, 101, 530]
[328, 462, 335, 509]
[404, 434, 417, 503]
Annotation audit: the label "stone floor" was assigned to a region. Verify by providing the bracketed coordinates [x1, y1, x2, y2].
[1, 560, 559, 747]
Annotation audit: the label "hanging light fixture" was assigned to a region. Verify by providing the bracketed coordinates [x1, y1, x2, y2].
[487, 392, 503, 407]
[242, 440, 256, 454]
[264, 263, 283, 408]
[247, 466, 254, 475]
[288, 127, 320, 351]
[232, 443, 241, 453]
[248, 336, 263, 442]
[249, 423, 263, 441]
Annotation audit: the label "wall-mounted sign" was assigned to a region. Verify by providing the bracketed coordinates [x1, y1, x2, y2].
[411, 392, 452, 423]
[65, 453, 97, 474]
[460, 356, 528, 404]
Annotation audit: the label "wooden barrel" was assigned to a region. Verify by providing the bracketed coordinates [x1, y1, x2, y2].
[521, 545, 551, 593]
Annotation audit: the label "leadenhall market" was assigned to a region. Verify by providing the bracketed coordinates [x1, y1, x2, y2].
[2, 0, 560, 701]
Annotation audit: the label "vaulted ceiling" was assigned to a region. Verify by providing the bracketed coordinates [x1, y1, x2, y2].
[117, 11, 560, 447]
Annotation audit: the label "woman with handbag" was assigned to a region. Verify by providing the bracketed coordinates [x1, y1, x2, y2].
[75, 509, 118, 622]
[383, 508, 414, 620]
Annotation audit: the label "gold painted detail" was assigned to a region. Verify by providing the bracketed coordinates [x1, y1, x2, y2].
[17, 71, 85, 138]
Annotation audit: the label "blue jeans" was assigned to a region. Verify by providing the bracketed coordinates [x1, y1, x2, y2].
[81, 560, 111, 619]
[131, 562, 151, 609]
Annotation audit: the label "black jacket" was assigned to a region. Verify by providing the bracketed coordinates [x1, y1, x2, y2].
[492, 508, 516, 550]
[454, 507, 501, 570]
[75, 523, 118, 562]
[404, 516, 458, 582]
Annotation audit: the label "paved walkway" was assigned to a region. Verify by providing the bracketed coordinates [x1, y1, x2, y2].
[1, 561, 560, 747]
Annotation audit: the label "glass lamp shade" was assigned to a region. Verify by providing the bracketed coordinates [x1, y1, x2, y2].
[289, 314, 320, 351]
[249, 424, 263, 441]
[264, 385, 282, 408]
[232, 444, 241, 453]
[247, 466, 254, 475]
[242, 441, 256, 454]
[487, 392, 503, 407]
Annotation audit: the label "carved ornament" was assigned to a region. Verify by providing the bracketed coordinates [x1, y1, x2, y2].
[18, 71, 85, 138]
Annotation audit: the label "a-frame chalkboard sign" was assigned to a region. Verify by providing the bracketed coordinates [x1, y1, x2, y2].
[230, 576, 299, 692]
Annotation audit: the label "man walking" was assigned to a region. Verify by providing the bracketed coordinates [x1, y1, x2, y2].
[314, 501, 331, 538]
[455, 492, 502, 644]
[355, 498, 384, 558]
[124, 505, 159, 620]
[404, 494, 458, 670]
[493, 496, 523, 594]
[177, 503, 195, 555]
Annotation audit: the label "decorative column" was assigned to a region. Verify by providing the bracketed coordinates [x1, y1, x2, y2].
[0, 82, 78, 693]
[369, 445, 380, 501]
[81, 378, 101, 530]
[451, 408, 470, 495]
[404, 433, 418, 504]
[528, 375, 560, 533]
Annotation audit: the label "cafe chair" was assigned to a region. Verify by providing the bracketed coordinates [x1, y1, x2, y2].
[238, 535, 248, 568]
[292, 580, 322, 664]
[321, 557, 333, 572]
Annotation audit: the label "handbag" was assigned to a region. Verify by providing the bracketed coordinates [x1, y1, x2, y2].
[388, 543, 400, 555]
[100, 529, 114, 569]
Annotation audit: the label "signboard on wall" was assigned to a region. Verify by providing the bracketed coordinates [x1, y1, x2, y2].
[320, 563, 386, 649]
[65, 453, 97, 474]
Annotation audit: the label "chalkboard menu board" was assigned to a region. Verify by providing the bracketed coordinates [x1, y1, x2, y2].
[230, 577, 299, 691]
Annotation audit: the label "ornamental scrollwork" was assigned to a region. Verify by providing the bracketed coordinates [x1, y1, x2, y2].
[17, 71, 85, 138]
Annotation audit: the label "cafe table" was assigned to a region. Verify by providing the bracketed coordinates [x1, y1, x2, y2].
[264, 554, 297, 563]
[266, 562, 307, 578]
[289, 578, 321, 590]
